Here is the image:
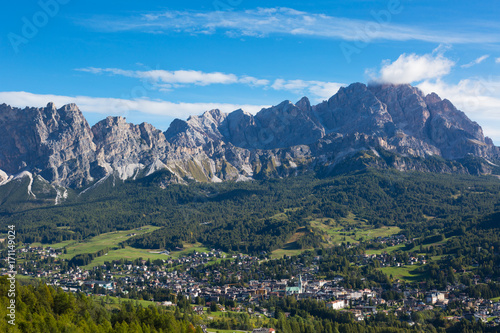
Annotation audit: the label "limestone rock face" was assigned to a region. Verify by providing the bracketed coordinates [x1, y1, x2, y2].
[91, 116, 170, 180]
[0, 102, 97, 188]
[0, 83, 498, 189]
[369, 84, 430, 138]
[314, 83, 393, 135]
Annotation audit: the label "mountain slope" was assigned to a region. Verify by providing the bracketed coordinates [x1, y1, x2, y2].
[0, 83, 498, 194]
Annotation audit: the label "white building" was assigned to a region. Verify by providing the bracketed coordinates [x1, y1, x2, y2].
[327, 300, 348, 310]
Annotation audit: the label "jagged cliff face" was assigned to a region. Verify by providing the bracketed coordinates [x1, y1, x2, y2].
[0, 83, 498, 190]
[0, 102, 97, 188]
[92, 116, 170, 180]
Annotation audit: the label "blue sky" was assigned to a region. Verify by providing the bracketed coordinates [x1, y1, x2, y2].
[1, 0, 500, 143]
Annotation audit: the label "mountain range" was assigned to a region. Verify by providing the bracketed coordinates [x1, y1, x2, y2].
[1, 83, 499, 198]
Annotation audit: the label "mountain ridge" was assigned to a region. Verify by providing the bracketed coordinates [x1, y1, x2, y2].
[0, 82, 499, 193]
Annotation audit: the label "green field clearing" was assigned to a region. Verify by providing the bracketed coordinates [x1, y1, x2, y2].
[379, 265, 427, 282]
[169, 242, 212, 258]
[357, 226, 402, 240]
[270, 247, 310, 259]
[366, 243, 407, 255]
[366, 236, 455, 255]
[28, 226, 169, 269]
[269, 211, 289, 221]
[309, 219, 353, 245]
[310, 218, 401, 246]
[91, 295, 158, 308]
[270, 214, 401, 258]
[81, 246, 172, 269]
[28, 224, 227, 269]
[270, 227, 313, 259]
[83, 241, 220, 269]
[206, 329, 251, 333]
[16, 275, 40, 284]
[51, 226, 162, 260]
[338, 212, 367, 225]
[491, 297, 500, 302]
[32, 226, 160, 257]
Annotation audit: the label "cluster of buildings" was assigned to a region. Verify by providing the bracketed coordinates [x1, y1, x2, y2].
[3, 241, 500, 327]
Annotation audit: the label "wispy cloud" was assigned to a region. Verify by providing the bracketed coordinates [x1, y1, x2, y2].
[0, 91, 269, 119]
[370, 48, 456, 84]
[461, 55, 490, 68]
[496, 57, 500, 64]
[76, 67, 268, 90]
[79, 7, 500, 44]
[272, 79, 343, 102]
[77, 66, 344, 102]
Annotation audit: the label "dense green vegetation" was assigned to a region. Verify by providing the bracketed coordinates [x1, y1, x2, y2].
[1, 167, 500, 331]
[1, 169, 500, 293]
[1, 169, 499, 254]
[0, 276, 202, 333]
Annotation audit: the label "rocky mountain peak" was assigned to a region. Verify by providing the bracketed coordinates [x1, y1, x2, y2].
[0, 102, 97, 187]
[201, 109, 226, 123]
[46, 102, 57, 110]
[0, 83, 499, 190]
[425, 92, 442, 105]
[59, 103, 79, 112]
[296, 97, 312, 113]
[91, 116, 169, 180]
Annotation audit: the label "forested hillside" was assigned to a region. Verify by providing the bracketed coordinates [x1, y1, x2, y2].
[1, 169, 499, 255]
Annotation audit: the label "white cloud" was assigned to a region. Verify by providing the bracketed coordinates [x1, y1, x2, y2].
[461, 55, 490, 68]
[417, 77, 500, 144]
[77, 67, 270, 90]
[272, 79, 311, 92]
[76, 67, 240, 87]
[367, 49, 500, 144]
[272, 79, 344, 102]
[374, 51, 456, 84]
[237, 76, 270, 87]
[496, 57, 500, 64]
[80, 7, 500, 44]
[0, 91, 269, 119]
[78, 67, 340, 101]
[306, 82, 344, 101]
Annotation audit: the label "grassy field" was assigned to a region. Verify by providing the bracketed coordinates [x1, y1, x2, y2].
[81, 246, 172, 269]
[270, 247, 310, 259]
[357, 226, 402, 240]
[83, 241, 221, 269]
[91, 295, 158, 308]
[206, 329, 251, 333]
[39, 226, 161, 259]
[270, 214, 401, 258]
[366, 235, 456, 256]
[310, 217, 401, 246]
[379, 265, 427, 282]
[30, 226, 170, 269]
[207, 328, 251, 333]
[491, 297, 500, 302]
[270, 227, 313, 259]
[169, 242, 212, 258]
[16, 275, 41, 284]
[26, 224, 228, 269]
[366, 243, 407, 255]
